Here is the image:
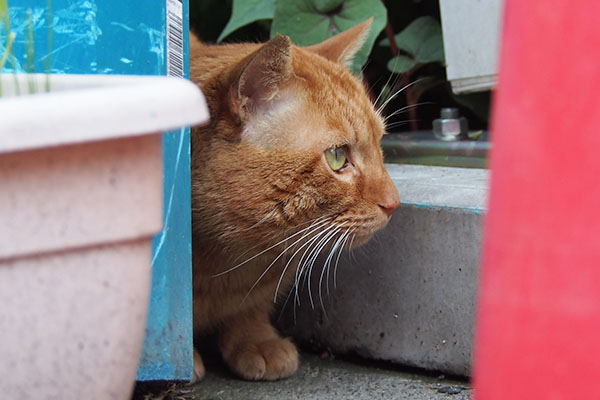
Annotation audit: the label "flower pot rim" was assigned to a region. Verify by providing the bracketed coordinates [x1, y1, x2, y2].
[0, 73, 209, 154]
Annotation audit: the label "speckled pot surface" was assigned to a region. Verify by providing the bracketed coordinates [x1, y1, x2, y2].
[0, 136, 162, 400]
[0, 240, 152, 399]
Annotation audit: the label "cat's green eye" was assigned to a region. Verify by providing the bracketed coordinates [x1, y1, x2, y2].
[325, 146, 348, 171]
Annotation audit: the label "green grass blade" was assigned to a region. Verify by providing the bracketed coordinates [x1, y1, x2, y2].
[25, 8, 37, 93]
[45, 0, 52, 91]
[0, 29, 14, 70]
[0, 0, 9, 33]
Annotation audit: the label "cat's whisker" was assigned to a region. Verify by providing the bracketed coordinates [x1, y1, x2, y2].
[373, 66, 402, 110]
[231, 214, 331, 265]
[299, 231, 332, 306]
[276, 233, 327, 322]
[373, 82, 390, 110]
[369, 76, 387, 101]
[278, 221, 327, 318]
[361, 57, 372, 73]
[212, 216, 331, 277]
[276, 282, 296, 323]
[384, 102, 434, 123]
[241, 219, 336, 304]
[228, 233, 278, 267]
[333, 228, 356, 290]
[374, 54, 406, 108]
[293, 222, 338, 299]
[314, 224, 348, 315]
[294, 223, 340, 307]
[273, 220, 338, 302]
[305, 223, 347, 310]
[323, 224, 354, 293]
[239, 209, 277, 232]
[329, 226, 355, 293]
[347, 232, 358, 264]
[377, 82, 413, 114]
[376, 78, 426, 115]
[324, 230, 348, 296]
[320, 224, 354, 311]
[385, 119, 422, 130]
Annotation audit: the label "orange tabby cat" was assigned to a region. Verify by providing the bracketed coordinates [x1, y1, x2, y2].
[189, 19, 400, 381]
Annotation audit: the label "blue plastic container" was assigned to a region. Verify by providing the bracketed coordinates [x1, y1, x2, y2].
[1, 0, 194, 381]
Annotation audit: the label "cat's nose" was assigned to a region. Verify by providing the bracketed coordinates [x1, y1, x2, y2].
[376, 176, 401, 218]
[379, 198, 400, 218]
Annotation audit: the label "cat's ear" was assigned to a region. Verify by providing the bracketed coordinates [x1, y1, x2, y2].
[306, 18, 372, 69]
[231, 34, 292, 121]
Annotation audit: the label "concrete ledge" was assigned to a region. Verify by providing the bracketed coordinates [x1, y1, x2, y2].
[278, 165, 488, 377]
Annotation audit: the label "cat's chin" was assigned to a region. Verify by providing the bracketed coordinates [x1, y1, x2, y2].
[348, 218, 392, 248]
[348, 231, 376, 248]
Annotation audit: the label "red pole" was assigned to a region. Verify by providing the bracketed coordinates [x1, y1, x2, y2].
[474, 1, 600, 399]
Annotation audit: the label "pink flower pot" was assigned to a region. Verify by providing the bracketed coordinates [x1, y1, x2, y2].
[0, 74, 208, 399]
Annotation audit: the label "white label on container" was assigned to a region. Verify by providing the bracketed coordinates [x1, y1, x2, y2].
[166, 0, 184, 77]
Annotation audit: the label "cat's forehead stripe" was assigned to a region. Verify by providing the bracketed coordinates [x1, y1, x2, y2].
[294, 55, 383, 141]
[327, 79, 384, 145]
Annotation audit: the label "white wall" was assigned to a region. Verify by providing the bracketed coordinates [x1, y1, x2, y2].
[439, 0, 504, 93]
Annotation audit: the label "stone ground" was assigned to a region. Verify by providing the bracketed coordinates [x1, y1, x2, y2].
[132, 351, 472, 400]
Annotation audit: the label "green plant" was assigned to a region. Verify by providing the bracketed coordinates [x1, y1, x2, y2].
[381, 16, 444, 75]
[379, 14, 446, 131]
[0, 0, 15, 94]
[190, 0, 490, 132]
[0, 0, 53, 96]
[218, 0, 387, 76]
[0, 0, 14, 69]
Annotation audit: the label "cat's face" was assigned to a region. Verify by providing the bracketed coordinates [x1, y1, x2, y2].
[192, 20, 400, 252]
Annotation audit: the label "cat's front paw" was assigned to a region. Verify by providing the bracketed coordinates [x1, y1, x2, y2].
[226, 337, 298, 381]
[191, 349, 206, 383]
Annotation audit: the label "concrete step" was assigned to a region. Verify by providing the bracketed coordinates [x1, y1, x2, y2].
[278, 165, 488, 377]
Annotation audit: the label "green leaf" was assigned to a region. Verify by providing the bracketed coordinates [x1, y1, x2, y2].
[386, 55, 416, 74]
[311, 0, 344, 13]
[270, 0, 387, 75]
[218, 0, 277, 43]
[381, 16, 444, 64]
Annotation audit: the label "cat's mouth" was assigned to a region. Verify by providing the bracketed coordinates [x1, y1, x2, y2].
[332, 213, 392, 249]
